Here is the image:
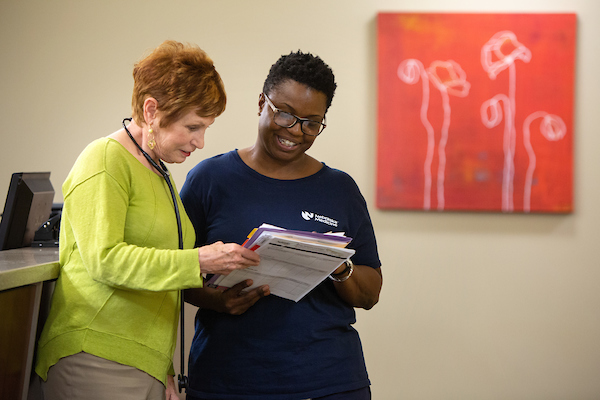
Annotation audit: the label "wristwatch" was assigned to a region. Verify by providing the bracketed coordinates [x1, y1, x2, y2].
[329, 259, 354, 282]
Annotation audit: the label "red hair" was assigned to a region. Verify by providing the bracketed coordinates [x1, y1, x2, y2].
[131, 40, 226, 127]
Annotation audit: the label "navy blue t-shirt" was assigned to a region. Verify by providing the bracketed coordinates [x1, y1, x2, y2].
[180, 150, 381, 400]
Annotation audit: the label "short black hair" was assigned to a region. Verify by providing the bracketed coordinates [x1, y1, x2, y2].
[262, 51, 337, 112]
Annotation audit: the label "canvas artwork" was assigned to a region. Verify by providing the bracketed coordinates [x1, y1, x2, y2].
[376, 13, 575, 213]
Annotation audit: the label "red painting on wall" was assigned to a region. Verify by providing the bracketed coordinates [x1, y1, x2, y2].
[376, 13, 575, 213]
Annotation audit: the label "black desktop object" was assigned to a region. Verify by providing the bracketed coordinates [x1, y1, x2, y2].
[31, 204, 62, 247]
[0, 172, 55, 251]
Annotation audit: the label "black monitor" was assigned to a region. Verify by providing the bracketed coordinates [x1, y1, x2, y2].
[0, 172, 55, 251]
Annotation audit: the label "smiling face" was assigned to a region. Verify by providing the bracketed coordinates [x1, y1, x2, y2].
[257, 79, 328, 166]
[152, 109, 215, 164]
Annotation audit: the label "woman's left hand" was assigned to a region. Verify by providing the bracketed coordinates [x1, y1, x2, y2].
[166, 375, 180, 400]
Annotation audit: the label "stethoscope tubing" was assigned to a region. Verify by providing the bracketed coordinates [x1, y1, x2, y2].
[122, 118, 188, 391]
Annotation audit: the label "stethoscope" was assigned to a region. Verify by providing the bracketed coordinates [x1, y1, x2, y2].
[122, 118, 189, 392]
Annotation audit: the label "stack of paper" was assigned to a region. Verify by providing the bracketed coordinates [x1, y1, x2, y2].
[206, 224, 355, 302]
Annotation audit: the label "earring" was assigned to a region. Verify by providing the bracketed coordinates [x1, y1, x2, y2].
[148, 127, 156, 150]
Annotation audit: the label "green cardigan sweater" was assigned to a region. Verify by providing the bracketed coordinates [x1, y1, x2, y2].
[35, 137, 203, 386]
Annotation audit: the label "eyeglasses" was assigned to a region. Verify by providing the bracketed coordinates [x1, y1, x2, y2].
[262, 93, 326, 136]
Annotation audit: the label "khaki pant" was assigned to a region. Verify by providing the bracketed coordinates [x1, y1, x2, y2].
[42, 352, 165, 400]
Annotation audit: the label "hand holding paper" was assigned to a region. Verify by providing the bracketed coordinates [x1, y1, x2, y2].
[207, 224, 355, 302]
[197, 241, 260, 275]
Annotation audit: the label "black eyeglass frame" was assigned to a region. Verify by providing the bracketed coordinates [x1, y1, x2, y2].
[262, 93, 327, 136]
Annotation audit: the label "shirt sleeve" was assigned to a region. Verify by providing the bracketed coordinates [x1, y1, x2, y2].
[180, 167, 209, 247]
[343, 173, 382, 270]
[62, 169, 203, 292]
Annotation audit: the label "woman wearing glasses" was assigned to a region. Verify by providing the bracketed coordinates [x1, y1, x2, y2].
[180, 51, 382, 400]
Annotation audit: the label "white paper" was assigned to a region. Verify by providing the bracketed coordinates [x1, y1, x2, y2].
[210, 234, 355, 302]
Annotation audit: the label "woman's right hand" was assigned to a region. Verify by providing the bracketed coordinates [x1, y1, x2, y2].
[198, 241, 260, 275]
[216, 279, 270, 315]
[184, 280, 270, 314]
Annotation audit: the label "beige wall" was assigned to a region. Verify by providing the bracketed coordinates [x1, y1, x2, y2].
[2, 0, 599, 398]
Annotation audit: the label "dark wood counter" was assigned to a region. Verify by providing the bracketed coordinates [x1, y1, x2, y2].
[0, 247, 59, 400]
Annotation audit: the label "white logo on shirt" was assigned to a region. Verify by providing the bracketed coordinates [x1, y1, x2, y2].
[301, 211, 314, 220]
[301, 211, 338, 227]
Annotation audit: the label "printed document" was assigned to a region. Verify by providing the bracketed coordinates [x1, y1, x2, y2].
[207, 225, 355, 302]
